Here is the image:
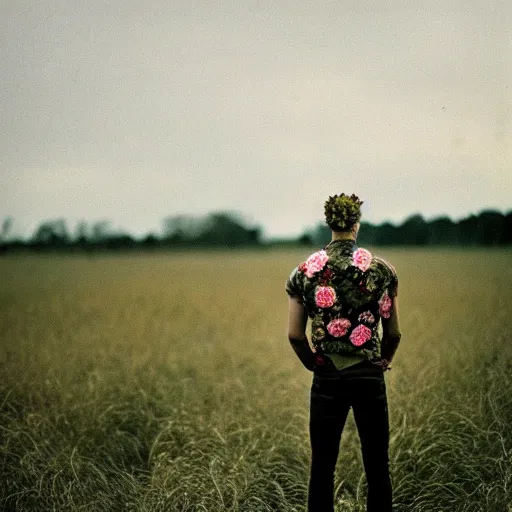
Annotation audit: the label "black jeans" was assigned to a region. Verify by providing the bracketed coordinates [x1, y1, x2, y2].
[308, 366, 392, 512]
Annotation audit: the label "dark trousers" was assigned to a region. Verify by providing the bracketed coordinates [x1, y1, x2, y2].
[308, 368, 392, 512]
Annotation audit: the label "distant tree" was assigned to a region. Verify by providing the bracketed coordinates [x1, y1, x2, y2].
[32, 219, 69, 246]
[298, 233, 314, 245]
[74, 220, 90, 244]
[90, 220, 112, 243]
[428, 216, 457, 245]
[374, 222, 400, 245]
[475, 210, 506, 245]
[161, 212, 262, 246]
[398, 214, 429, 245]
[505, 210, 512, 244]
[141, 233, 159, 247]
[1, 216, 14, 244]
[456, 215, 479, 246]
[162, 215, 206, 244]
[357, 221, 378, 245]
[103, 232, 136, 249]
[309, 223, 331, 246]
[200, 212, 261, 246]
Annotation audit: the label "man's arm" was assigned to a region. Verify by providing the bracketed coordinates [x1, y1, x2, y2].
[380, 296, 402, 364]
[287, 296, 315, 371]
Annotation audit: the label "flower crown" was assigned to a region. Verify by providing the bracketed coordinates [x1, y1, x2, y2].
[324, 193, 363, 231]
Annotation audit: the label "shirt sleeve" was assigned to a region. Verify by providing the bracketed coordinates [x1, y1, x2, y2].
[374, 256, 398, 298]
[388, 263, 398, 298]
[285, 267, 302, 298]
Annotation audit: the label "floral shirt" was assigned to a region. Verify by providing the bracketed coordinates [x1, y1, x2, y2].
[285, 239, 398, 371]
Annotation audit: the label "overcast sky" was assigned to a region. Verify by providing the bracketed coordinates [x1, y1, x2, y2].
[1, 0, 511, 239]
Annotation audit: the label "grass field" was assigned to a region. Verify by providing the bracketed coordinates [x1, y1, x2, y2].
[1, 248, 512, 512]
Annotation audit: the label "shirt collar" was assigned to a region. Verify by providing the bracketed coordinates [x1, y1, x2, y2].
[324, 239, 356, 255]
[325, 239, 356, 249]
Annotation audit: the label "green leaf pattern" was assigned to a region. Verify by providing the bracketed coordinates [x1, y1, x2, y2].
[285, 240, 398, 363]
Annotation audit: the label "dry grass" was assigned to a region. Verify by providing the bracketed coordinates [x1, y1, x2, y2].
[1, 248, 511, 511]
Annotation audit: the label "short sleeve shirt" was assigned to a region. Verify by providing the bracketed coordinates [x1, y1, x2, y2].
[285, 239, 398, 368]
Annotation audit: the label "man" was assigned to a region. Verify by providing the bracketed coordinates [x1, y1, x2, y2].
[285, 193, 402, 512]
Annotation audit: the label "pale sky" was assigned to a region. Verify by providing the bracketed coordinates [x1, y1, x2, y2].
[1, 0, 511, 239]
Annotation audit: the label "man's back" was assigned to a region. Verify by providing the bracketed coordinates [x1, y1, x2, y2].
[285, 239, 398, 371]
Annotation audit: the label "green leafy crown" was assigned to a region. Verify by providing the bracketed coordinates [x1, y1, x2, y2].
[324, 193, 364, 231]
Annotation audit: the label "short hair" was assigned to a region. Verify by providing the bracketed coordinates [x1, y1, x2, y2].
[324, 193, 363, 231]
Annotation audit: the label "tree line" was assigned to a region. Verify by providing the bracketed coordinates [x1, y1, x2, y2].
[1, 209, 511, 253]
[304, 210, 512, 247]
[0, 213, 262, 252]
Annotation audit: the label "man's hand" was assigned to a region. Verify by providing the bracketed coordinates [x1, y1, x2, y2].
[312, 353, 338, 374]
[372, 358, 392, 371]
[288, 337, 316, 371]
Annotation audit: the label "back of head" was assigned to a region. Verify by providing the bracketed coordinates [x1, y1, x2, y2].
[324, 193, 363, 232]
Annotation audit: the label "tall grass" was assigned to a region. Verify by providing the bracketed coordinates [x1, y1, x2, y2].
[1, 249, 511, 511]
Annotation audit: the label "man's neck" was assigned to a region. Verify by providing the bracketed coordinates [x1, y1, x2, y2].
[331, 231, 356, 242]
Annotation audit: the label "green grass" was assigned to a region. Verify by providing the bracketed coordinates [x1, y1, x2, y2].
[1, 249, 511, 511]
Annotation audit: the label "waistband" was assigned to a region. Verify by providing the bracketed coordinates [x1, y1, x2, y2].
[313, 358, 384, 378]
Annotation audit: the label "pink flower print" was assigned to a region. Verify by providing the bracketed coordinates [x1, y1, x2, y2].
[298, 261, 307, 273]
[304, 250, 329, 278]
[320, 267, 334, 284]
[358, 311, 375, 324]
[353, 248, 372, 272]
[349, 324, 372, 346]
[315, 286, 336, 308]
[327, 318, 351, 337]
[379, 292, 392, 318]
